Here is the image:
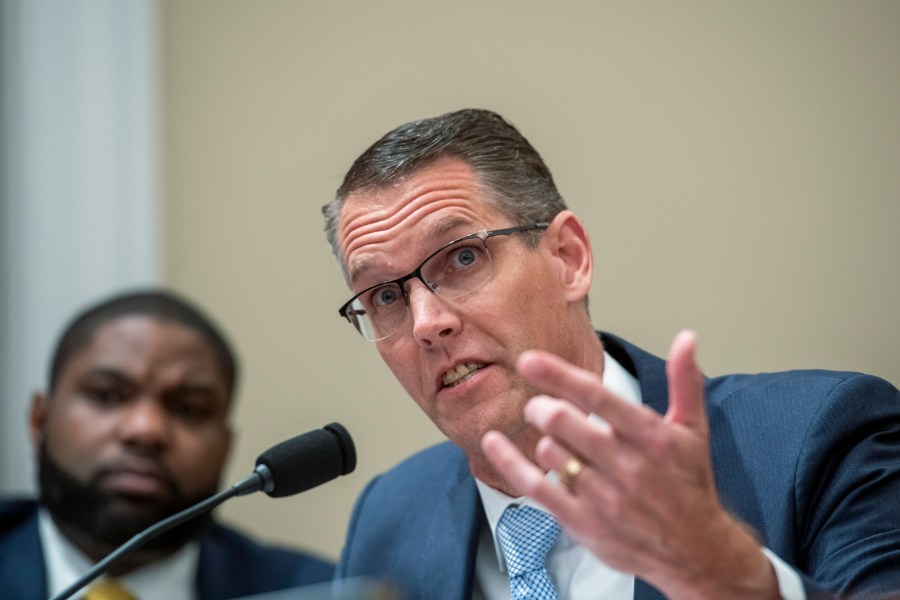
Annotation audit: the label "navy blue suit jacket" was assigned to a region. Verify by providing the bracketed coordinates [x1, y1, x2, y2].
[337, 333, 900, 599]
[0, 499, 334, 599]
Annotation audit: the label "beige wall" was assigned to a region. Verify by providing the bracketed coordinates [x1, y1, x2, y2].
[162, 1, 900, 560]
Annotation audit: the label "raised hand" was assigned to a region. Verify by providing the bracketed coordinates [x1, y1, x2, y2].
[481, 331, 779, 600]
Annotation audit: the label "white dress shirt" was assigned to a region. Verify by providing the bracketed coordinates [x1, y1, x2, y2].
[472, 351, 805, 600]
[38, 508, 200, 600]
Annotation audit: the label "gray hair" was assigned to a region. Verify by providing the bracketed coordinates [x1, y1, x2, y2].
[322, 109, 568, 273]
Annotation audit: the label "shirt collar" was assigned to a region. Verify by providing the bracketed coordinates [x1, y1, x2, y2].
[475, 350, 642, 568]
[38, 507, 201, 600]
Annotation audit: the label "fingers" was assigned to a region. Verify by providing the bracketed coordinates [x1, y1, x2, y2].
[482, 429, 626, 545]
[518, 330, 709, 446]
[517, 351, 665, 449]
[483, 425, 684, 573]
[516, 349, 603, 415]
[524, 397, 684, 499]
[482, 331, 755, 595]
[481, 430, 581, 515]
[480, 430, 545, 493]
[557, 455, 585, 491]
[522, 395, 618, 474]
[534, 435, 595, 494]
[664, 330, 708, 434]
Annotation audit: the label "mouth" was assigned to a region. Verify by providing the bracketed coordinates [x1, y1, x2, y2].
[442, 362, 485, 389]
[97, 466, 173, 499]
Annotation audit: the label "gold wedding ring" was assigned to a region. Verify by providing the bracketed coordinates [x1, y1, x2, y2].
[558, 456, 584, 491]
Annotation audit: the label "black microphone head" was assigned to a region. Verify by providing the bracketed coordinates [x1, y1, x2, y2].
[254, 422, 356, 498]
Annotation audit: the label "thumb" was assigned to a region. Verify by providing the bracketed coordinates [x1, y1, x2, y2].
[664, 329, 708, 434]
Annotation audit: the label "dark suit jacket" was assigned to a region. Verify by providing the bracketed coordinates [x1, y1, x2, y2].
[337, 333, 900, 600]
[0, 499, 334, 599]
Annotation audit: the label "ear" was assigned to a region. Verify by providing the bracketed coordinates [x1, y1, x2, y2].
[545, 211, 593, 304]
[29, 391, 49, 452]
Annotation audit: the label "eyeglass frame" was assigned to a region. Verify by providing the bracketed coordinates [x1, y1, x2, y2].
[338, 222, 550, 341]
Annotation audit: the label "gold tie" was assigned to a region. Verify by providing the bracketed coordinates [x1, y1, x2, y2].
[82, 579, 137, 600]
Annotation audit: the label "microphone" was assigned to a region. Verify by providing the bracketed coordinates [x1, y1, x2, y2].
[50, 423, 356, 600]
[252, 422, 356, 497]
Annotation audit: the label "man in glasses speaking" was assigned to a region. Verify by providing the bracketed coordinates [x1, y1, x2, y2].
[322, 109, 900, 599]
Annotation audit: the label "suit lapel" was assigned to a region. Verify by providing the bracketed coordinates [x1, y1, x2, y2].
[418, 447, 483, 600]
[195, 533, 223, 600]
[600, 332, 670, 417]
[0, 502, 48, 600]
[634, 578, 668, 600]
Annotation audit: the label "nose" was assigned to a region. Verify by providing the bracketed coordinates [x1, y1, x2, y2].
[117, 397, 171, 452]
[406, 280, 461, 347]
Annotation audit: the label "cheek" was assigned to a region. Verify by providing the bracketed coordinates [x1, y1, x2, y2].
[378, 344, 437, 414]
[507, 266, 566, 326]
[483, 259, 550, 317]
[379, 340, 418, 385]
[386, 360, 428, 407]
[43, 407, 113, 478]
[170, 429, 230, 488]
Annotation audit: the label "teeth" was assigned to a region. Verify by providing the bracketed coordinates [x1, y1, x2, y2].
[443, 363, 483, 387]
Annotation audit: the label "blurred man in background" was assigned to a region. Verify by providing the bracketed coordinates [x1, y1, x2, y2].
[0, 289, 334, 599]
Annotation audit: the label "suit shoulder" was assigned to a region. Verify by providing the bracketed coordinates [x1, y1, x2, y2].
[704, 369, 899, 454]
[0, 498, 38, 534]
[708, 369, 897, 407]
[344, 441, 472, 535]
[366, 441, 467, 491]
[387, 440, 465, 471]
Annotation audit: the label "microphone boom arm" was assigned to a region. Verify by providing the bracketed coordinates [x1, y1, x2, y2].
[46, 421, 354, 600]
[49, 466, 273, 600]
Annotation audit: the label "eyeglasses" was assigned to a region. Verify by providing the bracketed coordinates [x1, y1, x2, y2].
[338, 223, 549, 341]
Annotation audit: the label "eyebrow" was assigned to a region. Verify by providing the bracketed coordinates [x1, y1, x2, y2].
[83, 367, 226, 399]
[83, 367, 133, 384]
[427, 216, 472, 240]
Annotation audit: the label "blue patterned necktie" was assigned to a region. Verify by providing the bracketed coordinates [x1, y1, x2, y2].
[496, 505, 562, 600]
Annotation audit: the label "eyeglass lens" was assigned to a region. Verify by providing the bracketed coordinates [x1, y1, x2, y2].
[345, 236, 493, 340]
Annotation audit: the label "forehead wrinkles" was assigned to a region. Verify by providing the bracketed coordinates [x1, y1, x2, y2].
[340, 177, 487, 281]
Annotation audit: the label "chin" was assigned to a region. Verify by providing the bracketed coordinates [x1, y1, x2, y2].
[443, 416, 512, 455]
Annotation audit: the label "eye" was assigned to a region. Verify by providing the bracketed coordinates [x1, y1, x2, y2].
[448, 243, 484, 268]
[84, 386, 127, 408]
[370, 285, 401, 308]
[167, 392, 217, 424]
[170, 400, 213, 423]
